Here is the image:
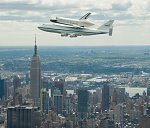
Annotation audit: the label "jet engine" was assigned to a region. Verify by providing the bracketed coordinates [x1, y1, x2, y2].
[61, 33, 68, 37]
[70, 34, 77, 38]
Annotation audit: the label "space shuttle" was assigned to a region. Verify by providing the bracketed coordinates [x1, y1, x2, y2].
[50, 12, 94, 27]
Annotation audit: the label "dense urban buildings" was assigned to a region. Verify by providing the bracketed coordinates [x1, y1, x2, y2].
[1, 46, 150, 127]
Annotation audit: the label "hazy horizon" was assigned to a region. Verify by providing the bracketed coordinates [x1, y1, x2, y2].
[1, 44, 150, 47]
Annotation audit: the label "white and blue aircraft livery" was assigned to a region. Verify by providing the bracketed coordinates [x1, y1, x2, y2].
[38, 13, 114, 38]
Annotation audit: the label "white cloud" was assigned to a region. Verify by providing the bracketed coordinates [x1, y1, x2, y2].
[0, 0, 149, 24]
[0, 0, 150, 46]
[0, 0, 149, 21]
[128, 0, 150, 18]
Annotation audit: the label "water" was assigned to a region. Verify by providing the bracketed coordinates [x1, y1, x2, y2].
[66, 87, 147, 97]
[124, 87, 147, 97]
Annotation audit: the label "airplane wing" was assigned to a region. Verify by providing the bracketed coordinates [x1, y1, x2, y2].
[79, 12, 91, 20]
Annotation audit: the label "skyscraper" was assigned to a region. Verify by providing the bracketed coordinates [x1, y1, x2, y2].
[66, 94, 71, 115]
[13, 75, 21, 93]
[53, 89, 63, 114]
[78, 88, 89, 120]
[4, 79, 8, 99]
[115, 88, 125, 104]
[0, 79, 5, 99]
[40, 88, 49, 114]
[112, 88, 117, 105]
[30, 36, 41, 107]
[101, 82, 109, 112]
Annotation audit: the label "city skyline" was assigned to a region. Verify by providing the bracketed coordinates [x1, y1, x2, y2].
[1, 43, 150, 127]
[0, 0, 149, 46]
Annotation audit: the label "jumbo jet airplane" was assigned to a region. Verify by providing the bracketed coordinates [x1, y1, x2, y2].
[38, 20, 114, 37]
[50, 12, 94, 27]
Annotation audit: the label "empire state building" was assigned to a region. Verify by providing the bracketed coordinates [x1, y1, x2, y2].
[30, 36, 41, 107]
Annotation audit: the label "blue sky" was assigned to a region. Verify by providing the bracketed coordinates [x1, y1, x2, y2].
[0, 0, 150, 46]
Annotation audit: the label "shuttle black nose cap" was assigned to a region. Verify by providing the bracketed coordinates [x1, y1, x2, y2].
[50, 19, 57, 23]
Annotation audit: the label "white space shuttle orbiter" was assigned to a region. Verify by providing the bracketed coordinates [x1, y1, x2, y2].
[50, 12, 94, 27]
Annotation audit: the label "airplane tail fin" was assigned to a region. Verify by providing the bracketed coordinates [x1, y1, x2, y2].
[98, 20, 114, 36]
[79, 12, 91, 20]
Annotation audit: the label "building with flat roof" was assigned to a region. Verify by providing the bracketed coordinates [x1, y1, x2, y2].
[7, 106, 42, 128]
[40, 88, 49, 114]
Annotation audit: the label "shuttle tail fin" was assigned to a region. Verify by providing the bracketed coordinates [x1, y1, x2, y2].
[98, 20, 114, 36]
[79, 12, 91, 20]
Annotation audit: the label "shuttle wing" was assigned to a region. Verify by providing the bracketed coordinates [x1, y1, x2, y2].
[72, 24, 84, 28]
[79, 12, 91, 20]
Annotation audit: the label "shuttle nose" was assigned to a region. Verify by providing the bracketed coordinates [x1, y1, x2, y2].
[50, 19, 57, 23]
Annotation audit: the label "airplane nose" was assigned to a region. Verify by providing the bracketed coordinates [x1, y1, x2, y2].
[38, 26, 42, 30]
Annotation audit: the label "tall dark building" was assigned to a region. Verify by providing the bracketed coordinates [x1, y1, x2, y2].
[116, 88, 125, 104]
[101, 82, 110, 112]
[7, 106, 42, 128]
[4, 79, 8, 99]
[78, 88, 89, 119]
[53, 89, 63, 114]
[0, 79, 5, 99]
[112, 88, 117, 105]
[30, 36, 41, 107]
[13, 75, 21, 93]
[147, 87, 150, 96]
[40, 88, 49, 114]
